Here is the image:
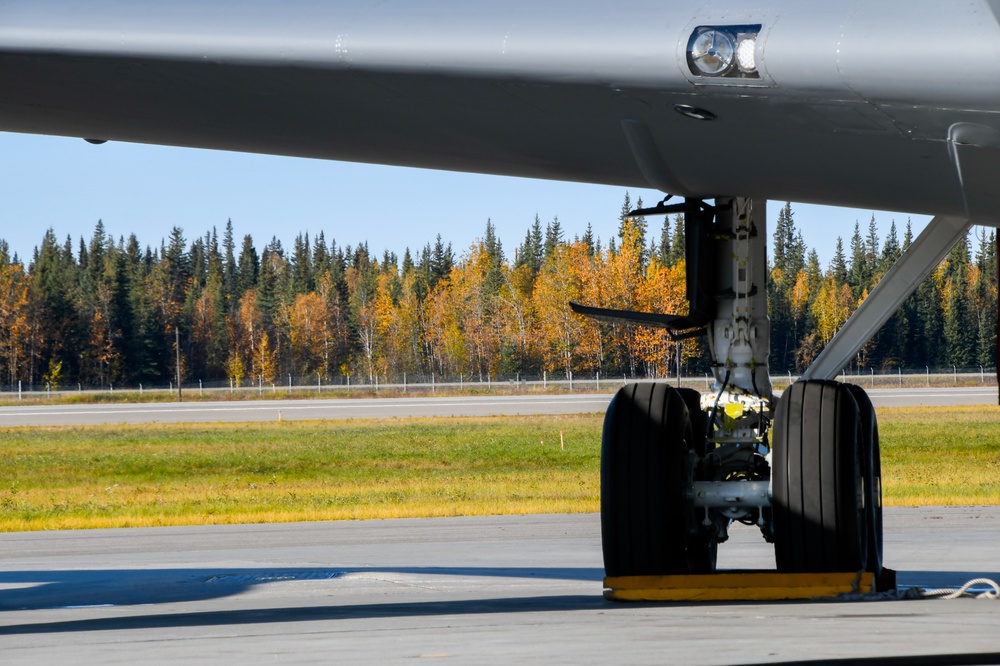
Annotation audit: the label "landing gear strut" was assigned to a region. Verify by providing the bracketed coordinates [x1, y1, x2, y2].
[580, 197, 884, 579]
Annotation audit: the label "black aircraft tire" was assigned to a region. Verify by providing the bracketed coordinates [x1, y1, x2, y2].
[673, 387, 716, 574]
[676, 387, 709, 457]
[843, 383, 883, 575]
[772, 380, 868, 573]
[601, 383, 692, 577]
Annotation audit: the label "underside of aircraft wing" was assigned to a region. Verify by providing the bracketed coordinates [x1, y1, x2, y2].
[3, 0, 1000, 222]
[5, 0, 1000, 593]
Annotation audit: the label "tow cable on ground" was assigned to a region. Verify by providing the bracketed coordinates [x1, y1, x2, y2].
[839, 576, 1000, 602]
[919, 578, 1000, 600]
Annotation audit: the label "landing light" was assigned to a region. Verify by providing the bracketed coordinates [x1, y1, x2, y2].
[736, 38, 757, 73]
[687, 25, 761, 80]
[689, 29, 735, 77]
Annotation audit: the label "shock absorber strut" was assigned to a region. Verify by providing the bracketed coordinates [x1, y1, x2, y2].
[703, 198, 772, 437]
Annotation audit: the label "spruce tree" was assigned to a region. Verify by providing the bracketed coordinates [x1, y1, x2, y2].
[236, 235, 259, 298]
[880, 220, 901, 273]
[581, 223, 596, 258]
[658, 216, 672, 265]
[667, 215, 685, 265]
[291, 232, 314, 295]
[223, 219, 237, 305]
[830, 238, 848, 284]
[847, 222, 870, 298]
[312, 231, 329, 275]
[543, 216, 563, 259]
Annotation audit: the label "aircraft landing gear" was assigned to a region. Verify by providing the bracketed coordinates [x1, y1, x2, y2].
[593, 197, 770, 578]
[582, 196, 891, 583]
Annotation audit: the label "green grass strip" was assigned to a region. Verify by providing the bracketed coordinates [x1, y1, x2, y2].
[0, 406, 997, 531]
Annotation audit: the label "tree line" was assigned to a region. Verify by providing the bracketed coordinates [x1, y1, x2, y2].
[0, 197, 995, 391]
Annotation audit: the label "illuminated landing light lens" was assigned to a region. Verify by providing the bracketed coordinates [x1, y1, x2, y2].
[690, 29, 735, 76]
[673, 104, 717, 121]
[686, 25, 762, 80]
[736, 38, 757, 73]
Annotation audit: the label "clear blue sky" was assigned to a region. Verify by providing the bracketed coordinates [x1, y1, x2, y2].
[1, 131, 934, 269]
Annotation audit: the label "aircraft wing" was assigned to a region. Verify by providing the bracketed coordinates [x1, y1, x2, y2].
[2, 1, 1000, 222]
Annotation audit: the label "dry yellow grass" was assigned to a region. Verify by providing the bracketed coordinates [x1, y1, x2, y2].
[0, 406, 996, 531]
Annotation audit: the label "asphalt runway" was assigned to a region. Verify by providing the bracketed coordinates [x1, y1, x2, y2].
[0, 394, 612, 426]
[0, 508, 998, 665]
[0, 387, 996, 427]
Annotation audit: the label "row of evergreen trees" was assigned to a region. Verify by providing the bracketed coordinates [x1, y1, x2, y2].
[768, 203, 997, 373]
[0, 197, 995, 391]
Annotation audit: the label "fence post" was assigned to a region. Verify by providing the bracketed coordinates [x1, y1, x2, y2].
[569, 370, 573, 392]
[200, 379, 203, 397]
[432, 372, 435, 394]
[870, 368, 874, 389]
[543, 371, 547, 389]
[597, 371, 600, 391]
[899, 367, 902, 388]
[18, 380, 21, 401]
[230, 378, 233, 394]
[954, 365, 958, 383]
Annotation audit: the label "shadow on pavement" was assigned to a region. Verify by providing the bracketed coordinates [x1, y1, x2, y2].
[0, 565, 604, 612]
[2, 567, 997, 637]
[0, 594, 607, 636]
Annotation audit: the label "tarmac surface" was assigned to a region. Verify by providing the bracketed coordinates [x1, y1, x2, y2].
[0, 509, 998, 665]
[2, 389, 998, 663]
[0, 386, 996, 426]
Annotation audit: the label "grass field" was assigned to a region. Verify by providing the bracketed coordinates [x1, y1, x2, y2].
[0, 407, 997, 531]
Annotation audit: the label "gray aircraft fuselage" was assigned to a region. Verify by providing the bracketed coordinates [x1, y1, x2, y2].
[2, 1, 1000, 223]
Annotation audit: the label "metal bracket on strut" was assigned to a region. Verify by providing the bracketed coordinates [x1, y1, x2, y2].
[626, 195, 716, 219]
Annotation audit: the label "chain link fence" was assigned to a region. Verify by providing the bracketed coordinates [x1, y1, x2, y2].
[3, 366, 997, 400]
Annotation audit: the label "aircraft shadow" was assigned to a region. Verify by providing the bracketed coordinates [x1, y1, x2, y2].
[0, 593, 608, 636]
[0, 565, 604, 613]
[1, 567, 996, 637]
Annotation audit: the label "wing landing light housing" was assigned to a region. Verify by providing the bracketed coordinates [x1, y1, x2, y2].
[687, 25, 761, 79]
